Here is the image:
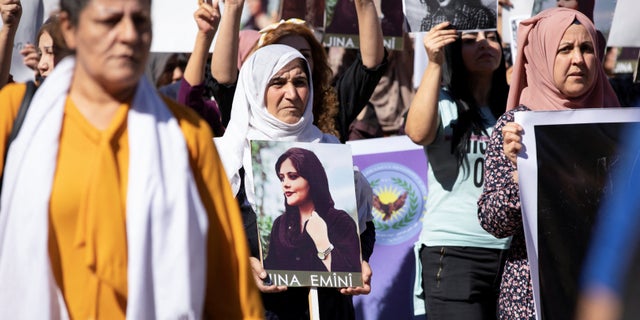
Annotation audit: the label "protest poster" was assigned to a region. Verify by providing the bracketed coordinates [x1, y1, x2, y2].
[250, 140, 362, 287]
[515, 108, 640, 320]
[507, 14, 528, 65]
[150, 0, 200, 52]
[323, 0, 404, 50]
[531, 0, 618, 41]
[348, 136, 428, 319]
[500, 0, 533, 45]
[607, 0, 640, 47]
[280, 0, 324, 30]
[404, 0, 498, 33]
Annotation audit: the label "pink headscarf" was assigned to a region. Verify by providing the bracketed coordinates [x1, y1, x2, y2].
[237, 29, 260, 69]
[506, 7, 620, 111]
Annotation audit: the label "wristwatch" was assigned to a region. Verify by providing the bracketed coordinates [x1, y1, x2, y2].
[317, 244, 334, 260]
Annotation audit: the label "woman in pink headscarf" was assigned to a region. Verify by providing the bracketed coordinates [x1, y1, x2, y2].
[477, 7, 619, 319]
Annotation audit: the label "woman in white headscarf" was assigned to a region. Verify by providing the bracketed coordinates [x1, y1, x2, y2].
[216, 44, 375, 320]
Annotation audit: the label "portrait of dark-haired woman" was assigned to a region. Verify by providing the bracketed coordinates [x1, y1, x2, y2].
[264, 147, 361, 273]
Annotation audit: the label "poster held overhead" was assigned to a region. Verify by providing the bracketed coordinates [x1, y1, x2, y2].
[607, 0, 640, 48]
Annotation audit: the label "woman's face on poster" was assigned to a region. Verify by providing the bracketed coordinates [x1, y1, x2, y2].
[278, 158, 312, 208]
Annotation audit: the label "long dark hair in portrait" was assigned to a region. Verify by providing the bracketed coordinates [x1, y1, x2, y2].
[442, 31, 509, 176]
[275, 147, 335, 217]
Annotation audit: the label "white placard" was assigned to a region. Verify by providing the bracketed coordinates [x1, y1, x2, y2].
[607, 0, 640, 47]
[150, 0, 201, 53]
[500, 0, 533, 44]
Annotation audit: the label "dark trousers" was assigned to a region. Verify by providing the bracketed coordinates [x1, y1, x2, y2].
[420, 245, 506, 320]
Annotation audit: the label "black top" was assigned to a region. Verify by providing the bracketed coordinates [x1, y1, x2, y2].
[264, 208, 360, 273]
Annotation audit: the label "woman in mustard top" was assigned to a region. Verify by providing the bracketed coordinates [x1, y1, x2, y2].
[0, 0, 263, 318]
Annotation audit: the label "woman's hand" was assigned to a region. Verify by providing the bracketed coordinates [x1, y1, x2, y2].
[249, 256, 287, 293]
[20, 43, 38, 71]
[305, 211, 330, 251]
[339, 261, 372, 295]
[502, 122, 523, 166]
[0, 0, 22, 29]
[423, 21, 458, 66]
[194, 0, 220, 36]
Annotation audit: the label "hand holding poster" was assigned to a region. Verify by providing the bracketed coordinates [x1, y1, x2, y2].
[250, 140, 363, 287]
[515, 108, 640, 320]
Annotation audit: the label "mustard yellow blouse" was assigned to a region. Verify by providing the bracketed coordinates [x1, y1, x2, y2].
[0, 83, 263, 319]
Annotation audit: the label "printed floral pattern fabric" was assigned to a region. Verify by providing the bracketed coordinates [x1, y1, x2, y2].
[477, 105, 535, 319]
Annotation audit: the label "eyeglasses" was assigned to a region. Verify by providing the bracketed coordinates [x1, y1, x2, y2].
[258, 18, 309, 47]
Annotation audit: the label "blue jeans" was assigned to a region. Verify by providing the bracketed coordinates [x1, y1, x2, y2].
[420, 245, 506, 320]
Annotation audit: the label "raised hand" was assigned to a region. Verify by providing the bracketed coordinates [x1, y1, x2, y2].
[1, 0, 22, 28]
[20, 43, 38, 70]
[195, 0, 220, 36]
[423, 21, 458, 66]
[249, 256, 287, 293]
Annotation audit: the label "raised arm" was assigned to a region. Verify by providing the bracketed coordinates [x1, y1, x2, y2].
[405, 22, 457, 146]
[354, 0, 384, 68]
[0, 0, 22, 88]
[183, 0, 220, 87]
[210, 0, 243, 84]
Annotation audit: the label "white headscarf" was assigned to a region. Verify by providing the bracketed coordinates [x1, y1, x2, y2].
[215, 44, 338, 199]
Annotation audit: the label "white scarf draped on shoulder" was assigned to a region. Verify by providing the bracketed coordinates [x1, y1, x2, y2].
[0, 57, 209, 319]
